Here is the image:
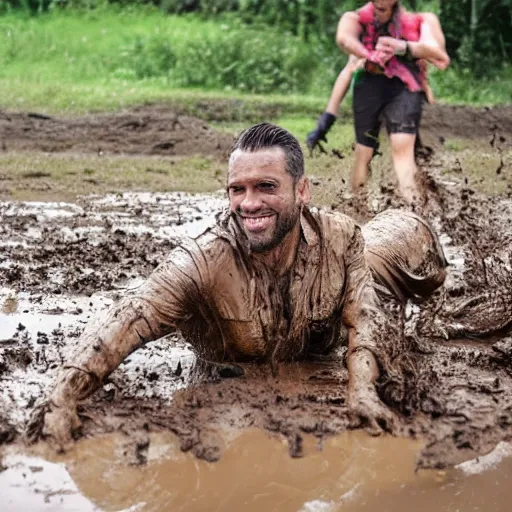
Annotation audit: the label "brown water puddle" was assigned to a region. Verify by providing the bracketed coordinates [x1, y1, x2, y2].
[1, 430, 511, 512]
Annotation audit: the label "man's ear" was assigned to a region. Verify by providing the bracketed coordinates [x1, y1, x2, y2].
[296, 176, 311, 205]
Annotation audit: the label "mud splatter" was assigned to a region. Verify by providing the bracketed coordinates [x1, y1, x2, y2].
[1, 106, 512, 471]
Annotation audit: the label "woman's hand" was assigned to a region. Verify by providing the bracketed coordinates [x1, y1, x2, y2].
[376, 36, 407, 58]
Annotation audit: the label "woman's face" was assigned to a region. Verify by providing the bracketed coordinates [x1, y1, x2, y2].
[373, 0, 399, 22]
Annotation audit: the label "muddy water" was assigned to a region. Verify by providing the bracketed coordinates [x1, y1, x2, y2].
[2, 185, 512, 510]
[1, 431, 511, 512]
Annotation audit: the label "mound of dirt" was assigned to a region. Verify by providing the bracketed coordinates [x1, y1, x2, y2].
[1, 103, 512, 472]
[0, 108, 234, 157]
[421, 103, 512, 146]
[1, 103, 511, 158]
[1, 164, 511, 470]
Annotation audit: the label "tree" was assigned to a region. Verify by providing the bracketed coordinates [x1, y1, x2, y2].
[441, 0, 512, 73]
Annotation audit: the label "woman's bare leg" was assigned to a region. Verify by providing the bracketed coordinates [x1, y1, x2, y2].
[390, 133, 422, 203]
[352, 143, 374, 191]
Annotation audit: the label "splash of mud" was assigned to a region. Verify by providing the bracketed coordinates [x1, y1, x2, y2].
[1, 168, 512, 471]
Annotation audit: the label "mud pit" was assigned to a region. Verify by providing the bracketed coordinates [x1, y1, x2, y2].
[1, 105, 512, 510]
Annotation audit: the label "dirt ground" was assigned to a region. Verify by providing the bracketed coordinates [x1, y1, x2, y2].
[1, 103, 511, 157]
[1, 103, 512, 471]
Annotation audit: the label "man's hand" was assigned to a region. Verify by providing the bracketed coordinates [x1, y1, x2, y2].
[376, 36, 407, 58]
[348, 384, 398, 435]
[42, 401, 82, 452]
[306, 112, 336, 154]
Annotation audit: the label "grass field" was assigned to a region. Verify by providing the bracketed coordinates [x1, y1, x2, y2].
[1, 6, 511, 114]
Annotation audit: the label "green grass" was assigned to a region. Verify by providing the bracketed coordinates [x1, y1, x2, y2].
[0, 6, 510, 206]
[0, 7, 511, 114]
[0, 152, 226, 201]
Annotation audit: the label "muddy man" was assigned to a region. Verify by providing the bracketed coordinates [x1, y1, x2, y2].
[39, 123, 446, 450]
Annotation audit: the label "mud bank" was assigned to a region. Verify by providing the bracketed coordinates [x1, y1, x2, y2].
[0, 107, 234, 157]
[1, 104, 511, 158]
[1, 161, 512, 472]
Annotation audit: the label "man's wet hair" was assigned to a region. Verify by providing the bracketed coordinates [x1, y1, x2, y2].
[229, 123, 304, 182]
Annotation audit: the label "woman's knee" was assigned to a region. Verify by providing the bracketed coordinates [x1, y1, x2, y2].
[390, 133, 416, 159]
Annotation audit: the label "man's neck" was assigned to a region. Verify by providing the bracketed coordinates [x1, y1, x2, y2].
[252, 221, 301, 275]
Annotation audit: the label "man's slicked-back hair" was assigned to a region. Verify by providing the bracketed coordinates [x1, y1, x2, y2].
[229, 123, 304, 182]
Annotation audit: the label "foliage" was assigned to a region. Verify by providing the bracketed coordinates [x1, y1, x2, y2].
[0, 4, 511, 107]
[3, 0, 510, 75]
[0, 9, 344, 96]
[440, 0, 512, 76]
[111, 22, 330, 93]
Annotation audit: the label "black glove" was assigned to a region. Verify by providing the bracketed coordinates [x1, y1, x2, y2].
[306, 112, 336, 153]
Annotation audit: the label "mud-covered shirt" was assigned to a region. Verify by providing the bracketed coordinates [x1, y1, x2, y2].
[65, 207, 382, 388]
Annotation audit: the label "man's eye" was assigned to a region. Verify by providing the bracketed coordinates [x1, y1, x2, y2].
[230, 186, 244, 194]
[259, 183, 276, 191]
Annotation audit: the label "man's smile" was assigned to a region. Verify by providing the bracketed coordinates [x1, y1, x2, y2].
[242, 214, 276, 233]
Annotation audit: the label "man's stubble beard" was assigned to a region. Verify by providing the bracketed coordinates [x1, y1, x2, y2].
[246, 202, 301, 254]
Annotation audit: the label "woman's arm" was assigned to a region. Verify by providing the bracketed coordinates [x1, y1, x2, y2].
[376, 16, 450, 70]
[336, 11, 369, 59]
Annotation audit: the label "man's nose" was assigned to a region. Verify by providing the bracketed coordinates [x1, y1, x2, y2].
[240, 189, 263, 212]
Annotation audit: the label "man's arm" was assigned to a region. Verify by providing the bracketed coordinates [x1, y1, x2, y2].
[326, 56, 365, 115]
[342, 225, 397, 432]
[306, 56, 364, 152]
[336, 11, 369, 59]
[40, 246, 203, 449]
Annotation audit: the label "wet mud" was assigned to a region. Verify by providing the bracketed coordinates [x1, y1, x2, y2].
[1, 105, 512, 476]
[1, 103, 511, 158]
[0, 106, 233, 157]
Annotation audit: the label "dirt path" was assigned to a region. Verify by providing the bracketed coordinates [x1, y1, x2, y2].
[1, 104, 512, 470]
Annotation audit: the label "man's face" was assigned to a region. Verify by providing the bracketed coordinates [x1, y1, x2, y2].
[227, 147, 310, 253]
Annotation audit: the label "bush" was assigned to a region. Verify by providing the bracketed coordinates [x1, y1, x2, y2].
[111, 22, 331, 93]
[440, 0, 512, 76]
[115, 34, 177, 79]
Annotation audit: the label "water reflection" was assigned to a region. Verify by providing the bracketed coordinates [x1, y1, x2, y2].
[2, 431, 511, 512]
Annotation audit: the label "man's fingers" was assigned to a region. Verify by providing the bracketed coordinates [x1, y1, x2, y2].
[350, 410, 383, 435]
[376, 407, 399, 433]
[348, 400, 399, 435]
[348, 412, 362, 429]
[41, 406, 82, 453]
[366, 420, 383, 436]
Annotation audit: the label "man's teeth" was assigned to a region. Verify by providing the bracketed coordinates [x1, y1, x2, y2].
[244, 216, 273, 230]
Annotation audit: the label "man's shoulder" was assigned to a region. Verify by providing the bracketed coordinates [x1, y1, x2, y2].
[168, 228, 234, 266]
[312, 208, 359, 239]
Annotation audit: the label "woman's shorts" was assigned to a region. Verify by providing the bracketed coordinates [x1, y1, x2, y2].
[353, 72, 424, 149]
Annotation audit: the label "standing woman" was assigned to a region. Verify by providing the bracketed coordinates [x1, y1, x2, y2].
[336, 1, 449, 203]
